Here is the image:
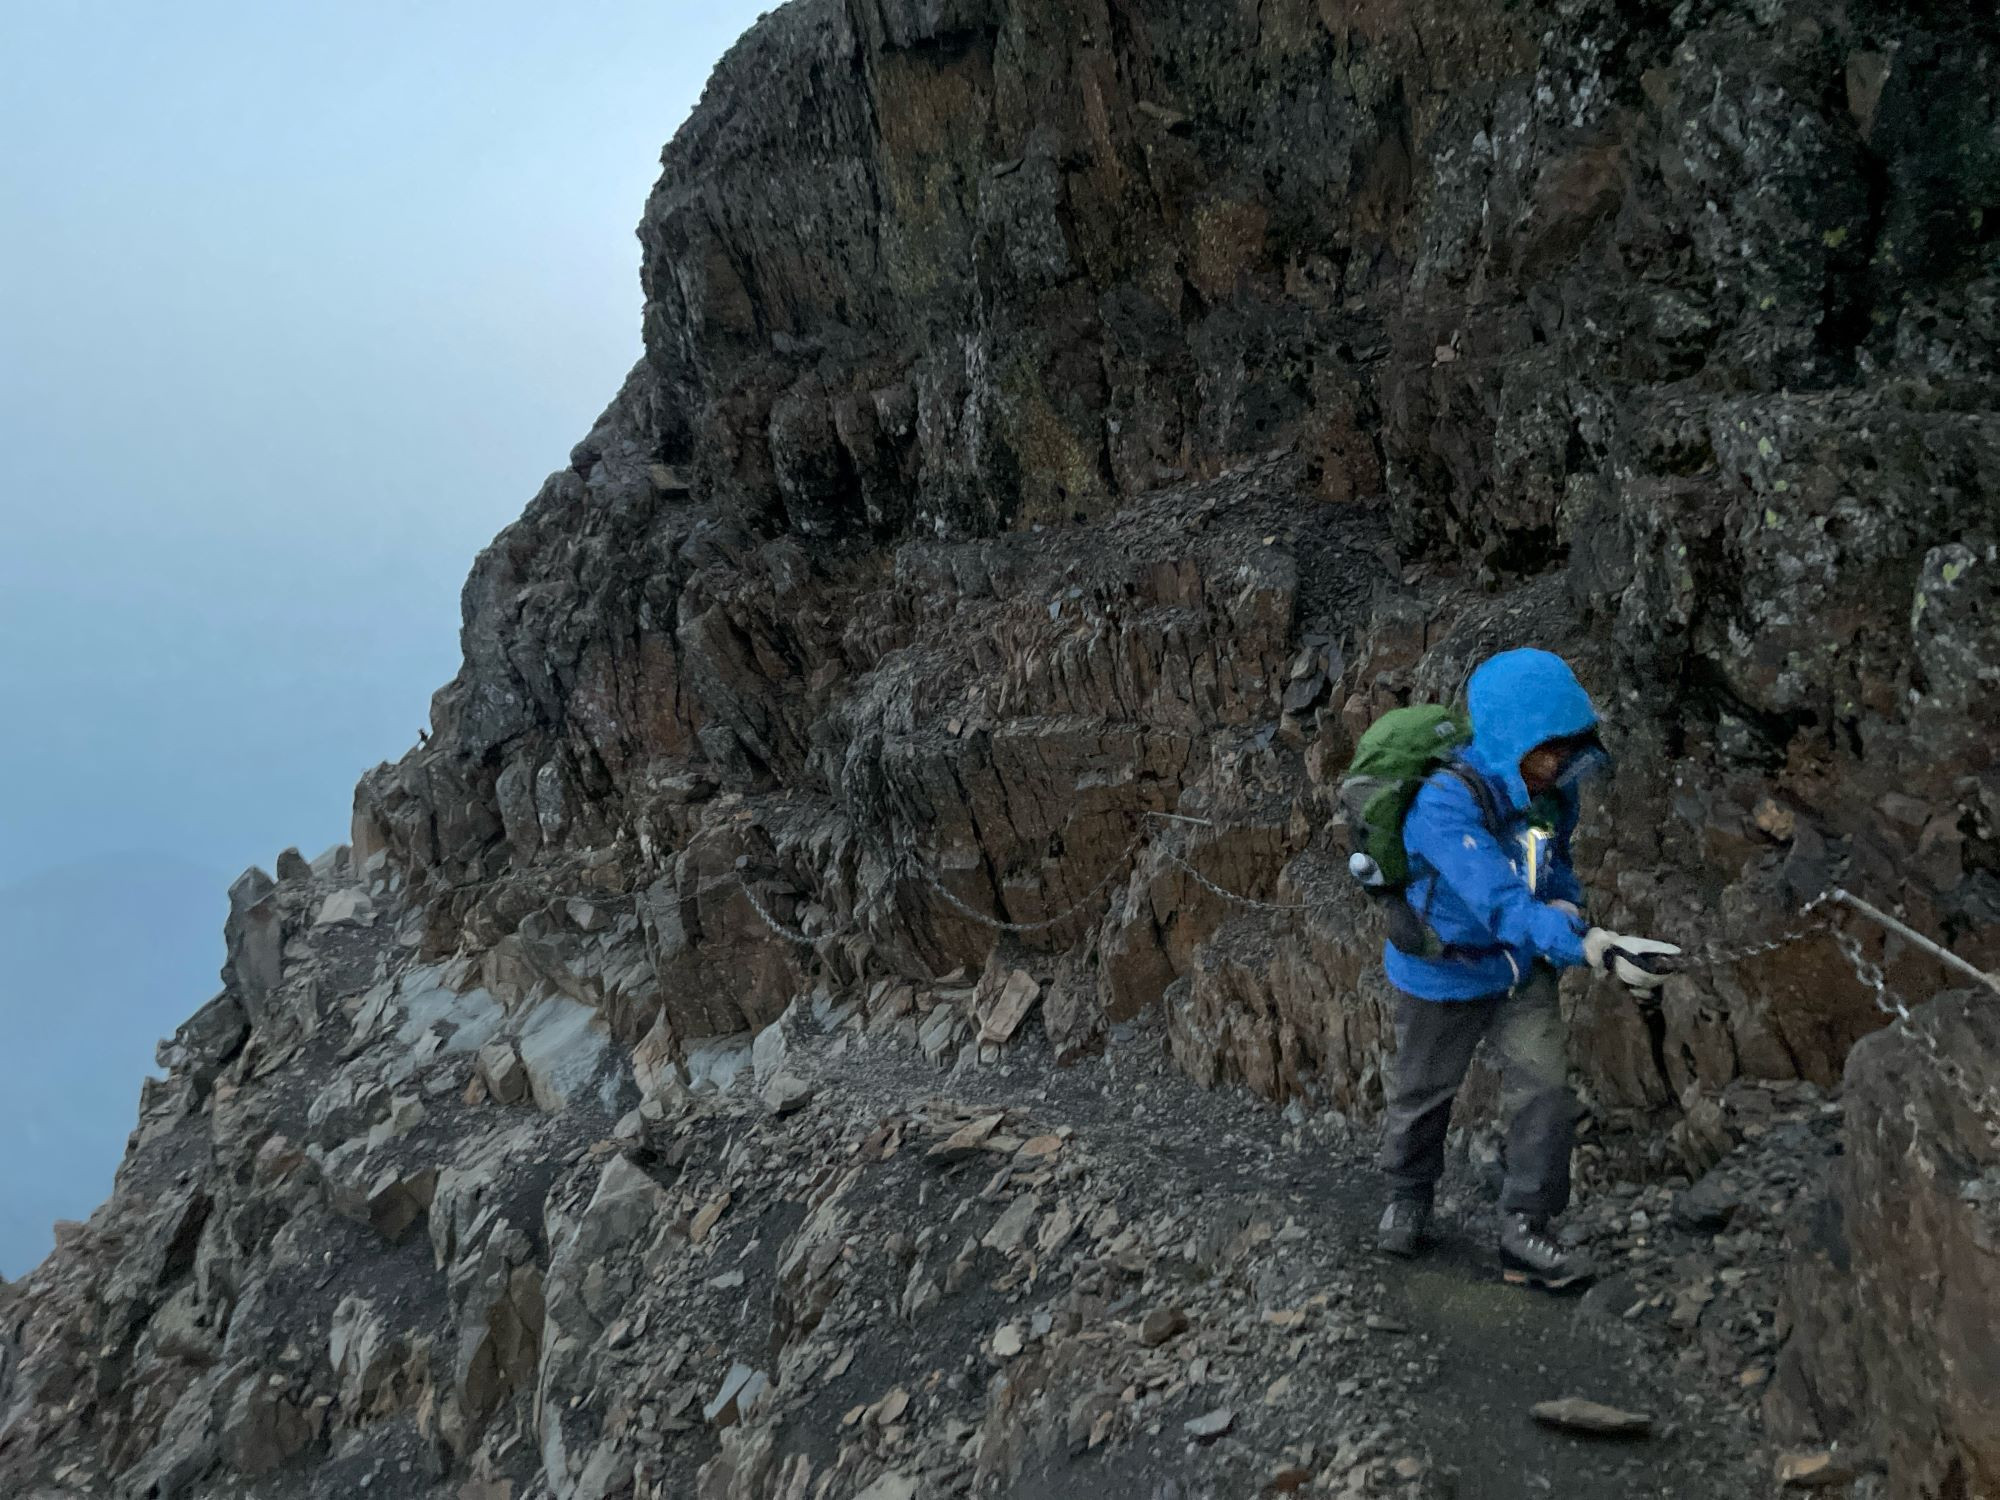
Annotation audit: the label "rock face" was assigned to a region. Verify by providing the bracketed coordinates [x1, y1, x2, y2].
[1768, 989, 2000, 1499]
[353, 0, 1998, 1129]
[4, 1, 1999, 1496]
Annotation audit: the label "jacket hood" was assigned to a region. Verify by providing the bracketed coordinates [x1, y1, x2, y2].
[1463, 649, 1600, 810]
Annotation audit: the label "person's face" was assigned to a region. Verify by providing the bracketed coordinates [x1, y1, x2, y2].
[1520, 731, 1610, 796]
[1520, 743, 1566, 797]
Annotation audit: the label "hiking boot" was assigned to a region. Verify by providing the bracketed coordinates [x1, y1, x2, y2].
[1376, 1198, 1431, 1258]
[1498, 1214, 1588, 1289]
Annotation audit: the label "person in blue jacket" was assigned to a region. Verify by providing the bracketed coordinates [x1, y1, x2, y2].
[1375, 648, 1679, 1286]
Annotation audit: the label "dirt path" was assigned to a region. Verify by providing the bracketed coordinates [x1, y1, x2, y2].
[801, 1001, 1778, 1499]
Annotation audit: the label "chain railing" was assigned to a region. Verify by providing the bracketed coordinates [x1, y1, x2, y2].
[902, 832, 1153, 934]
[1154, 845, 1331, 913]
[1806, 894, 2000, 1134]
[722, 810, 1998, 1127]
[733, 878, 821, 947]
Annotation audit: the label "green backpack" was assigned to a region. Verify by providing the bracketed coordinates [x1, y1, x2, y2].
[1339, 704, 1475, 889]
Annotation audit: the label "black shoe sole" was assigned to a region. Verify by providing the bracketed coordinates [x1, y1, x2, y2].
[1501, 1264, 1591, 1291]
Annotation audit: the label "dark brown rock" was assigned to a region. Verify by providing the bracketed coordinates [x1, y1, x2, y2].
[1138, 1305, 1188, 1348]
[1770, 989, 2000, 1500]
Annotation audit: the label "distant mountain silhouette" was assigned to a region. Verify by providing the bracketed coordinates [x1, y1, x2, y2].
[0, 853, 225, 1277]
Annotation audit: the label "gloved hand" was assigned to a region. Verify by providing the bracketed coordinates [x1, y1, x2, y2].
[1583, 929, 1684, 991]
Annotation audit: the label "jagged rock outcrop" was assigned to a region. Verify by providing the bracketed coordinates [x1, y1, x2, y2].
[1768, 988, 2000, 1498]
[4, 0, 1998, 1496]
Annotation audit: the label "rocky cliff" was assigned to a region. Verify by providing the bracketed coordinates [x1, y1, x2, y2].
[4, 1, 1998, 1497]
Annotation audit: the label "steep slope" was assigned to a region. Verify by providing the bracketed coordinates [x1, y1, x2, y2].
[4, 1, 1998, 1498]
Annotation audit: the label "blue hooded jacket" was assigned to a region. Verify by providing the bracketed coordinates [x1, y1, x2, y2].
[1383, 649, 1596, 1001]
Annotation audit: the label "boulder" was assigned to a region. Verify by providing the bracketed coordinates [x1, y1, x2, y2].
[576, 1156, 668, 1265]
[762, 1074, 812, 1116]
[475, 1041, 530, 1106]
[320, 1146, 438, 1244]
[1771, 990, 2000, 1497]
[515, 994, 616, 1112]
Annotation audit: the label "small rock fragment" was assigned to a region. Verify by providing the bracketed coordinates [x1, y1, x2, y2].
[315, 889, 376, 928]
[691, 1193, 731, 1245]
[929, 1113, 1003, 1158]
[1753, 797, 1797, 840]
[702, 1363, 764, 1428]
[475, 1042, 529, 1106]
[1036, 1201, 1078, 1256]
[982, 1194, 1040, 1254]
[978, 970, 1040, 1044]
[1675, 1172, 1742, 1231]
[762, 1074, 812, 1116]
[1777, 1450, 1859, 1488]
[1139, 1305, 1188, 1348]
[1530, 1397, 1653, 1437]
[1184, 1407, 1234, 1442]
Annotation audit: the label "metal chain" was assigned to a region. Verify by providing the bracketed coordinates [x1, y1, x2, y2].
[1679, 923, 1825, 971]
[1671, 900, 1994, 1127]
[1155, 845, 1334, 914]
[1825, 917, 1908, 1023]
[733, 878, 821, 946]
[739, 806, 1327, 941]
[1820, 910, 2000, 1132]
[901, 834, 1149, 934]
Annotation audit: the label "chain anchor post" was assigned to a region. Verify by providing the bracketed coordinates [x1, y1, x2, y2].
[1817, 887, 2000, 998]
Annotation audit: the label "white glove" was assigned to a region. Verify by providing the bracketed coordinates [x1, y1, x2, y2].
[1583, 929, 1684, 991]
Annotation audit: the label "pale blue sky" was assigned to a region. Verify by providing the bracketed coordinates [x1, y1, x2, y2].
[0, 0, 770, 1274]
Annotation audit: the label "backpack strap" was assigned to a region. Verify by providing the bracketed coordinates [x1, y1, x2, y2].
[1436, 759, 1508, 842]
[1390, 760, 1513, 961]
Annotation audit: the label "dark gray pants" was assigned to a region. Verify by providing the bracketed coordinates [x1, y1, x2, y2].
[1378, 964, 1578, 1221]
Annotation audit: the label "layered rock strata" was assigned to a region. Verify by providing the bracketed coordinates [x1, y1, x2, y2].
[6, 0, 2000, 1496]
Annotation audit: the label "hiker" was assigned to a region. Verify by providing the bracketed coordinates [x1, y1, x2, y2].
[1358, 648, 1680, 1287]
